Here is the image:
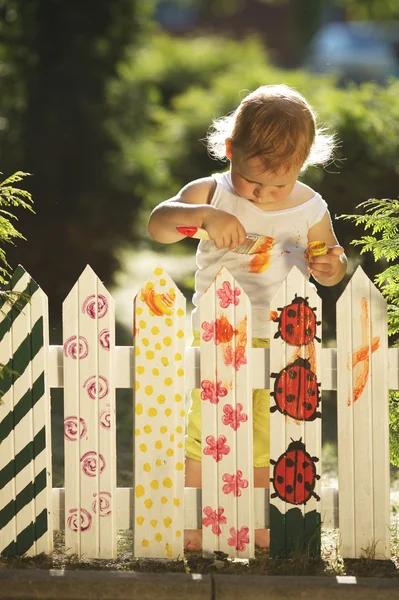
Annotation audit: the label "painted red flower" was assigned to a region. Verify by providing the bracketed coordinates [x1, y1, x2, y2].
[222, 470, 249, 497]
[200, 380, 228, 404]
[203, 435, 230, 462]
[227, 526, 250, 551]
[221, 403, 248, 430]
[201, 320, 216, 342]
[217, 281, 241, 308]
[202, 506, 227, 535]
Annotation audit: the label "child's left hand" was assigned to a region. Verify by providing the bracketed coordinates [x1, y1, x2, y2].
[309, 245, 346, 283]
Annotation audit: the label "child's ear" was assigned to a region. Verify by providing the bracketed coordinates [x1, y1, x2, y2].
[225, 138, 233, 160]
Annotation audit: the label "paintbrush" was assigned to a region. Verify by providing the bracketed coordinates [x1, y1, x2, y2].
[176, 226, 274, 255]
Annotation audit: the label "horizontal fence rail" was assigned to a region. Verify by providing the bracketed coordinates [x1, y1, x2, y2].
[0, 264, 397, 561]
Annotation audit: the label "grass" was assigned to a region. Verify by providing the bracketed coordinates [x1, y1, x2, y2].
[1, 526, 399, 577]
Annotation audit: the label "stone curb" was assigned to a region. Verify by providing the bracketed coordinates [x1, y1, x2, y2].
[1, 569, 399, 600]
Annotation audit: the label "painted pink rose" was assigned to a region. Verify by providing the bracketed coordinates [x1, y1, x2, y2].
[64, 416, 87, 441]
[67, 508, 92, 532]
[82, 294, 108, 319]
[80, 451, 106, 477]
[83, 375, 109, 400]
[63, 336, 89, 359]
[92, 491, 112, 517]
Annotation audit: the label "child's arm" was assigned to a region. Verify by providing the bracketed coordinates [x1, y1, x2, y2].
[148, 177, 247, 250]
[307, 211, 347, 286]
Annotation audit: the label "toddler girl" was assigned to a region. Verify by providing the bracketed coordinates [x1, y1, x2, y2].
[147, 84, 347, 551]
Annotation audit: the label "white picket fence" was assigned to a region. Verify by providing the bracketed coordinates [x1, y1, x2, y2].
[0, 264, 396, 561]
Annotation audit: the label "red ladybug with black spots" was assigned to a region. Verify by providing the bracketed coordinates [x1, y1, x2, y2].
[270, 357, 321, 421]
[270, 439, 320, 505]
[274, 295, 320, 346]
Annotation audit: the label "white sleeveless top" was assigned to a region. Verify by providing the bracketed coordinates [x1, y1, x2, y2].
[191, 171, 328, 337]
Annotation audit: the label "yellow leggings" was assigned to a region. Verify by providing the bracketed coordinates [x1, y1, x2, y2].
[185, 332, 270, 468]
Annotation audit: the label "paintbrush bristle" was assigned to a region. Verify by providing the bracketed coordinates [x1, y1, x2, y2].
[233, 234, 274, 255]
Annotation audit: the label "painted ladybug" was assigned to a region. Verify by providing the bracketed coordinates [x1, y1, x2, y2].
[270, 439, 320, 505]
[270, 357, 321, 421]
[274, 295, 321, 346]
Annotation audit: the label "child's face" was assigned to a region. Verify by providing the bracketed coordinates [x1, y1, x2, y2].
[226, 144, 301, 208]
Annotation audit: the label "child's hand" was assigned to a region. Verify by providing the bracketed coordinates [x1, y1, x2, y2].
[202, 210, 247, 251]
[309, 245, 347, 284]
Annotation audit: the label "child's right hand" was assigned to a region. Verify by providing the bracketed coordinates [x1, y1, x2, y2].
[202, 209, 247, 251]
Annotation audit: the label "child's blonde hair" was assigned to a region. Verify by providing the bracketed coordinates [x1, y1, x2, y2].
[207, 84, 335, 172]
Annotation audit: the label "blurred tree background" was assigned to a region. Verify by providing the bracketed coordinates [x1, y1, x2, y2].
[1, 0, 399, 481]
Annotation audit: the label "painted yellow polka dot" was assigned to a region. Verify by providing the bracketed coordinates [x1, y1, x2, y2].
[136, 366, 145, 375]
[143, 462, 151, 472]
[148, 407, 158, 417]
[176, 530, 182, 538]
[135, 485, 145, 498]
[155, 440, 162, 450]
[145, 385, 154, 396]
[144, 498, 153, 509]
[175, 353, 182, 361]
[164, 378, 172, 387]
[139, 320, 146, 329]
[141, 539, 149, 547]
[135, 381, 140, 391]
[160, 278, 166, 286]
[142, 338, 150, 347]
[135, 428, 140, 436]
[160, 426, 168, 434]
[139, 443, 147, 453]
[155, 343, 162, 350]
[177, 308, 184, 316]
[136, 516, 144, 525]
[144, 425, 152, 434]
[157, 395, 166, 405]
[180, 410, 185, 417]
[165, 318, 173, 327]
[146, 351, 155, 360]
[165, 408, 172, 417]
[151, 326, 160, 335]
[152, 368, 160, 376]
[154, 267, 163, 276]
[136, 307, 143, 315]
[156, 459, 164, 467]
[150, 519, 158, 528]
[169, 434, 175, 442]
[178, 442, 183, 449]
[161, 357, 169, 367]
[166, 543, 172, 558]
[135, 403, 143, 415]
[175, 426, 183, 433]
[173, 498, 180, 507]
[155, 533, 162, 542]
[174, 394, 182, 403]
[164, 517, 172, 528]
[177, 330, 184, 339]
[177, 368, 184, 377]
[175, 462, 184, 471]
[161, 496, 168, 504]
[150, 480, 159, 490]
[163, 477, 173, 488]
[166, 448, 174, 457]
[163, 337, 172, 346]
[135, 346, 140, 356]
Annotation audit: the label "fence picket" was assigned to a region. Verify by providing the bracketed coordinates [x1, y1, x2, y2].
[0, 266, 52, 556]
[63, 266, 116, 558]
[200, 267, 254, 558]
[337, 266, 390, 559]
[269, 267, 322, 557]
[133, 267, 186, 558]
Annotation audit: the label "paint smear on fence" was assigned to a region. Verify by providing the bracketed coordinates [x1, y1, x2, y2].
[347, 297, 380, 406]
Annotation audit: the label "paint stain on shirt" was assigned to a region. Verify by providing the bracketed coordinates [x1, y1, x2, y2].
[247, 237, 274, 274]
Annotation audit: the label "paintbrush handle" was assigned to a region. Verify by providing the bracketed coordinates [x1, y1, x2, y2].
[176, 226, 210, 241]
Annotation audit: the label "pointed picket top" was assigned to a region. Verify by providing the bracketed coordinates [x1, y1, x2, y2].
[63, 265, 116, 559]
[336, 265, 390, 559]
[269, 266, 322, 558]
[0, 265, 52, 557]
[133, 266, 186, 559]
[199, 266, 254, 559]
